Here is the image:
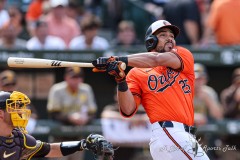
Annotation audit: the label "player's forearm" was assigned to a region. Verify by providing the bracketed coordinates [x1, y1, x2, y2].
[46, 143, 62, 157]
[92, 51, 180, 70]
[126, 52, 159, 67]
[127, 52, 181, 69]
[117, 89, 136, 115]
[47, 141, 84, 157]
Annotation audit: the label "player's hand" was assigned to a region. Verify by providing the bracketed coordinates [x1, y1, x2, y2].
[107, 61, 126, 83]
[92, 56, 117, 72]
[81, 134, 114, 158]
[92, 56, 128, 72]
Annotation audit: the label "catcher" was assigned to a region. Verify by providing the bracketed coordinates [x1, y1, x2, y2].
[0, 91, 114, 160]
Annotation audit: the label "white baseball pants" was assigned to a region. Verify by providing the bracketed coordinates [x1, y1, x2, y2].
[150, 121, 210, 160]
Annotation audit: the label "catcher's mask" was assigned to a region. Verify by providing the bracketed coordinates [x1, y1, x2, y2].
[145, 20, 180, 51]
[0, 91, 31, 132]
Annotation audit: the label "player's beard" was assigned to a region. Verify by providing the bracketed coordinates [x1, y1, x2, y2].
[156, 40, 174, 53]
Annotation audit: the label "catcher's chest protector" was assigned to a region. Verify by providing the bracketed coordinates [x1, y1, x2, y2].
[0, 129, 36, 160]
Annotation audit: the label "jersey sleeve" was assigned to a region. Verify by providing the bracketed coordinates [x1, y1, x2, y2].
[175, 46, 194, 75]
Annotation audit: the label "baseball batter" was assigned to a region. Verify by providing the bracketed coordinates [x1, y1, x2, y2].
[92, 20, 210, 160]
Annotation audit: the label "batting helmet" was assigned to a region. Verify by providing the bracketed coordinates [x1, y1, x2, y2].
[0, 91, 31, 133]
[145, 20, 180, 51]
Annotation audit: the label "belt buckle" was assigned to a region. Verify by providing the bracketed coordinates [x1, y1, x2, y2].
[158, 121, 174, 128]
[163, 121, 174, 128]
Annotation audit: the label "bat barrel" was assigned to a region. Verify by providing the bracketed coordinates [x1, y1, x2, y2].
[7, 57, 94, 68]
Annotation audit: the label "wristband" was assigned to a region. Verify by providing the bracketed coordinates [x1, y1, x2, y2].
[117, 56, 128, 66]
[118, 81, 128, 92]
[60, 140, 84, 156]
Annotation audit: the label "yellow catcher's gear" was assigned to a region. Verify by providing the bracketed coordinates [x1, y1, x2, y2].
[0, 91, 31, 133]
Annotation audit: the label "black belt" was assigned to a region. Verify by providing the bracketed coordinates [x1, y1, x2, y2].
[158, 121, 197, 135]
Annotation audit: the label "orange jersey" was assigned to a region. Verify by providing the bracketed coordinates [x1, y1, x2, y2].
[125, 46, 195, 126]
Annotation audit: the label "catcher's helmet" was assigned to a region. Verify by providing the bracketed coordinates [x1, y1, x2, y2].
[0, 91, 31, 133]
[0, 91, 11, 109]
[145, 20, 180, 51]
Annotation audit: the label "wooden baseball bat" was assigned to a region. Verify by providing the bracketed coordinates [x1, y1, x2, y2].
[7, 57, 126, 70]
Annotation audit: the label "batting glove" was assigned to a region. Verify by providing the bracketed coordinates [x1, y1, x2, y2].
[92, 56, 128, 72]
[107, 61, 126, 83]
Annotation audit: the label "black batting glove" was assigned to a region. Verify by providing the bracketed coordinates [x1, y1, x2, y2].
[107, 61, 126, 83]
[92, 56, 116, 72]
[92, 56, 128, 72]
[92, 57, 109, 69]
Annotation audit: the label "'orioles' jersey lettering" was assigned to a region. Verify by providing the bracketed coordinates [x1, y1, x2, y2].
[148, 68, 180, 92]
[126, 46, 195, 126]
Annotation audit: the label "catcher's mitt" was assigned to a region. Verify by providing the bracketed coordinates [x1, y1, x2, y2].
[85, 134, 114, 159]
